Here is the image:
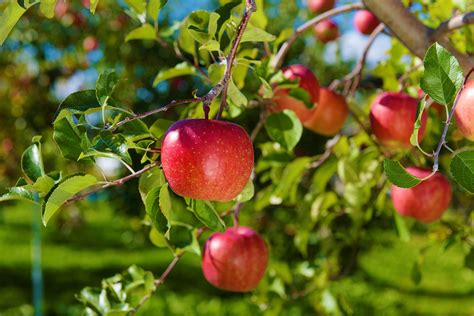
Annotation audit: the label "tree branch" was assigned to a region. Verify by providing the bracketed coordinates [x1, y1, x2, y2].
[271, 2, 364, 69]
[429, 12, 474, 41]
[432, 67, 474, 172]
[64, 161, 160, 205]
[362, 0, 474, 73]
[216, 0, 257, 119]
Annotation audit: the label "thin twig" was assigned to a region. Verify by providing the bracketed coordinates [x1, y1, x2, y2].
[64, 161, 160, 205]
[250, 109, 269, 142]
[309, 134, 340, 169]
[216, 0, 257, 119]
[432, 67, 474, 172]
[271, 2, 364, 69]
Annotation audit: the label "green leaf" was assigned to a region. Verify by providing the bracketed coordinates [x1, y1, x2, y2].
[53, 90, 100, 121]
[465, 248, 474, 270]
[410, 98, 426, 147]
[383, 159, 422, 188]
[42, 174, 97, 225]
[96, 69, 118, 105]
[289, 87, 313, 109]
[29, 175, 55, 197]
[236, 180, 254, 203]
[145, 187, 168, 233]
[93, 131, 132, 165]
[450, 151, 474, 193]
[273, 157, 311, 202]
[227, 80, 247, 107]
[125, 24, 156, 42]
[124, 0, 146, 14]
[259, 77, 273, 98]
[420, 43, 463, 105]
[394, 211, 411, 242]
[149, 227, 169, 248]
[53, 116, 93, 163]
[168, 225, 193, 249]
[147, 0, 167, 22]
[199, 39, 221, 52]
[241, 25, 275, 43]
[0, 1, 27, 45]
[21, 140, 45, 183]
[264, 110, 303, 151]
[188, 200, 225, 232]
[40, 0, 57, 18]
[153, 62, 197, 86]
[138, 168, 166, 202]
[159, 184, 199, 227]
[0, 186, 36, 203]
[187, 11, 218, 44]
[90, 0, 99, 14]
[149, 118, 174, 139]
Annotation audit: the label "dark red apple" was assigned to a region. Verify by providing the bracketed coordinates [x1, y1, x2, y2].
[354, 10, 380, 35]
[83, 36, 99, 52]
[161, 119, 254, 201]
[314, 19, 339, 43]
[307, 0, 335, 14]
[454, 80, 474, 140]
[391, 167, 452, 223]
[370, 92, 427, 149]
[272, 64, 320, 123]
[304, 88, 348, 136]
[202, 226, 268, 292]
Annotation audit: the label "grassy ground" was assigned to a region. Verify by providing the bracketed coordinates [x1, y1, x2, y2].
[0, 202, 473, 315]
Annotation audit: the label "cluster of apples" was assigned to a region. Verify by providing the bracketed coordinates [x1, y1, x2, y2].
[161, 119, 267, 292]
[308, 0, 381, 44]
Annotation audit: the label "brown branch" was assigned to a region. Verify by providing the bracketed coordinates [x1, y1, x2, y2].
[430, 12, 474, 41]
[250, 109, 269, 142]
[432, 67, 474, 172]
[271, 2, 364, 69]
[64, 161, 160, 205]
[363, 0, 474, 73]
[216, 0, 257, 119]
[309, 134, 340, 169]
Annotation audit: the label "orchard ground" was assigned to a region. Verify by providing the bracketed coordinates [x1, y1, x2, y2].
[0, 201, 473, 316]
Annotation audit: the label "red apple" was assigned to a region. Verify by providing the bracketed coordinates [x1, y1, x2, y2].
[161, 119, 254, 201]
[304, 88, 348, 136]
[354, 10, 380, 35]
[83, 36, 99, 52]
[314, 20, 339, 43]
[202, 226, 268, 292]
[454, 80, 474, 140]
[272, 64, 320, 123]
[370, 92, 427, 149]
[307, 0, 335, 14]
[391, 167, 452, 223]
[55, 0, 69, 18]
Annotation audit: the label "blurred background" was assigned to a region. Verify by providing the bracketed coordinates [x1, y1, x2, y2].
[0, 0, 473, 315]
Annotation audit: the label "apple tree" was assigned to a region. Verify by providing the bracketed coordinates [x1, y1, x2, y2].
[0, 0, 474, 314]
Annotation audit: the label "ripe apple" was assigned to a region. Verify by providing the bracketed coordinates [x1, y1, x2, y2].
[314, 20, 339, 43]
[307, 0, 335, 14]
[272, 64, 320, 123]
[354, 10, 380, 35]
[161, 119, 254, 202]
[454, 80, 474, 140]
[370, 92, 427, 149]
[391, 167, 452, 223]
[202, 226, 268, 292]
[83, 36, 99, 52]
[304, 88, 348, 136]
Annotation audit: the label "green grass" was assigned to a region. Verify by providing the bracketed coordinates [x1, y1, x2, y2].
[0, 202, 473, 315]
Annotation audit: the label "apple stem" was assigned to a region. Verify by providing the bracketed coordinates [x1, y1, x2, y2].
[203, 104, 210, 120]
[432, 67, 474, 173]
[233, 203, 243, 228]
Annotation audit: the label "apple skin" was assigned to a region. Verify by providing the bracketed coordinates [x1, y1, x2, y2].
[354, 10, 380, 35]
[370, 92, 427, 149]
[272, 64, 320, 123]
[304, 88, 348, 136]
[202, 226, 268, 292]
[391, 167, 452, 223]
[307, 0, 335, 14]
[161, 119, 254, 202]
[314, 20, 339, 43]
[454, 80, 474, 140]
